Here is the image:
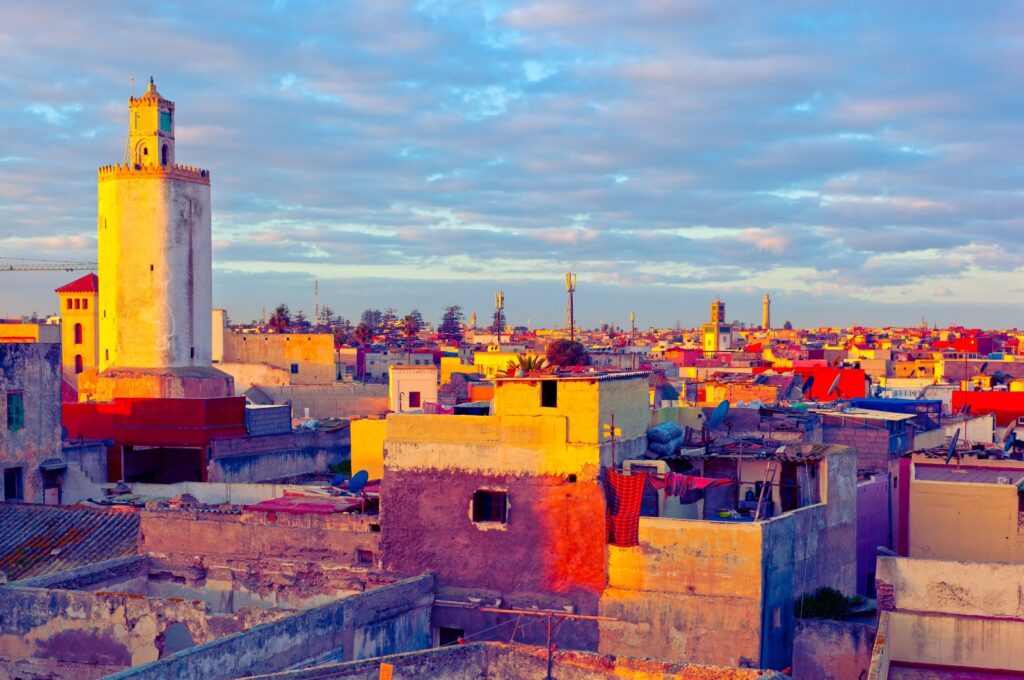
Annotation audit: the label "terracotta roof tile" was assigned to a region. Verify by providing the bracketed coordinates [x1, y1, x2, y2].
[55, 273, 98, 294]
[0, 503, 139, 581]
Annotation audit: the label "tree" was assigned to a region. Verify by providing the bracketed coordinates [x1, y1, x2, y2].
[359, 309, 382, 335]
[402, 314, 422, 351]
[268, 304, 291, 332]
[381, 307, 400, 347]
[546, 339, 589, 367]
[353, 322, 373, 346]
[318, 305, 338, 328]
[783, 320, 793, 330]
[438, 305, 464, 342]
[293, 309, 310, 332]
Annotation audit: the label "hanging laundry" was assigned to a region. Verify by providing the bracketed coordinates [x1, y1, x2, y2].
[604, 469, 647, 547]
[656, 472, 731, 498]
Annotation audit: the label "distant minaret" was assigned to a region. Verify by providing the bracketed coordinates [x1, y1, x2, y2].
[470, 312, 477, 329]
[99, 78, 212, 371]
[94, 79, 230, 400]
[762, 293, 771, 330]
[710, 297, 725, 324]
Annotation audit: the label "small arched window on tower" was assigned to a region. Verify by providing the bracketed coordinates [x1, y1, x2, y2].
[74, 323, 83, 345]
[74, 355, 84, 374]
[161, 144, 169, 167]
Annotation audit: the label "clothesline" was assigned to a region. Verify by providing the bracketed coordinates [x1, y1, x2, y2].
[609, 466, 793, 487]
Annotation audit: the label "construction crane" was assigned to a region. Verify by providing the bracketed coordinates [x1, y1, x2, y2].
[1, 257, 97, 272]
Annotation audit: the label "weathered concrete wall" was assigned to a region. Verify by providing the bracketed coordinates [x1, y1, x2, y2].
[876, 555, 1024, 672]
[222, 332, 337, 385]
[856, 473, 890, 595]
[908, 472, 1024, 562]
[1, 342, 62, 503]
[0, 578, 287, 679]
[381, 468, 606, 650]
[220, 360, 292, 390]
[242, 641, 781, 680]
[259, 384, 389, 419]
[791, 619, 875, 680]
[140, 508, 380, 568]
[599, 517, 765, 668]
[104, 574, 434, 680]
[208, 428, 349, 483]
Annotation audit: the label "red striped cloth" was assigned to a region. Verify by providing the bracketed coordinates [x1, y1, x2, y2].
[604, 469, 647, 547]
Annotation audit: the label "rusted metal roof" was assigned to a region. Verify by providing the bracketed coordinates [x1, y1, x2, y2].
[0, 503, 139, 581]
[914, 464, 1024, 485]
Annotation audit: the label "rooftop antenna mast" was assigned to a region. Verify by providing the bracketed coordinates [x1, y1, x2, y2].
[563, 272, 577, 342]
[314, 280, 319, 327]
[494, 290, 505, 345]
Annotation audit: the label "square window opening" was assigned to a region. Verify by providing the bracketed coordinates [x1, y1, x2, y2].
[541, 381, 558, 408]
[438, 627, 464, 647]
[290, 363, 299, 374]
[409, 391, 421, 408]
[356, 549, 374, 565]
[472, 490, 508, 523]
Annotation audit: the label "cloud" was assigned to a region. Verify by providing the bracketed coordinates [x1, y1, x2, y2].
[0, 0, 1021, 327]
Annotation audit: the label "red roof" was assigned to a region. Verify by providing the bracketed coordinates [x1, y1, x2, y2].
[55, 273, 98, 294]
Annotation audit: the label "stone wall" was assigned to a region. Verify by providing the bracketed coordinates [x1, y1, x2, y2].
[258, 384, 389, 419]
[791, 619, 875, 680]
[208, 428, 350, 482]
[104, 574, 434, 680]
[240, 641, 782, 680]
[140, 508, 381, 569]
[876, 555, 1024, 672]
[0, 342, 62, 503]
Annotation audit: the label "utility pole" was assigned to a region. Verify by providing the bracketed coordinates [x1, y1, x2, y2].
[314, 279, 319, 327]
[603, 414, 621, 462]
[478, 607, 617, 680]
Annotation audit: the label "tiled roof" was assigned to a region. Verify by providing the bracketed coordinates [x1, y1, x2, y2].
[0, 503, 139, 582]
[55, 273, 98, 293]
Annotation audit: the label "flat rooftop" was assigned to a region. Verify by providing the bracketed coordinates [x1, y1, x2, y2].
[914, 464, 1024, 486]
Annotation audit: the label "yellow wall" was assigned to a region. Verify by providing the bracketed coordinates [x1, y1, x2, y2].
[57, 291, 99, 386]
[440, 355, 472, 384]
[472, 351, 543, 379]
[351, 418, 387, 480]
[222, 332, 336, 384]
[909, 474, 1024, 562]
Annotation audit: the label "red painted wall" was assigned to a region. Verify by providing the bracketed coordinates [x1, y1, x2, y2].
[952, 391, 1024, 426]
[754, 366, 867, 401]
[63, 397, 246, 446]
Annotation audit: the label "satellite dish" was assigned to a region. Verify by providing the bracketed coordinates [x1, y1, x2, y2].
[708, 400, 730, 428]
[349, 469, 370, 493]
[802, 375, 815, 394]
[330, 473, 347, 487]
[979, 362, 988, 374]
[945, 428, 960, 464]
[1004, 431, 1016, 454]
[827, 373, 842, 399]
[753, 373, 768, 385]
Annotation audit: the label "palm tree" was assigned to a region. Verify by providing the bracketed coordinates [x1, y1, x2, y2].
[268, 304, 291, 333]
[353, 322, 373, 346]
[504, 354, 548, 377]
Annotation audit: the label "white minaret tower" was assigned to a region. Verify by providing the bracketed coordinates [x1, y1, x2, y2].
[93, 79, 230, 400]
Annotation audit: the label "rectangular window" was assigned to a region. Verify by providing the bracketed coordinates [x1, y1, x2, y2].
[82, 298, 88, 310]
[3, 468, 23, 501]
[409, 391, 421, 408]
[160, 110, 173, 132]
[290, 363, 299, 374]
[472, 490, 507, 523]
[541, 380, 558, 408]
[356, 549, 374, 565]
[6, 392, 24, 431]
[73, 299, 81, 310]
[66, 299, 72, 310]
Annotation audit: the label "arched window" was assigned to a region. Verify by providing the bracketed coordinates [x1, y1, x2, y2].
[74, 323, 83, 345]
[74, 355, 84, 374]
[161, 144, 169, 166]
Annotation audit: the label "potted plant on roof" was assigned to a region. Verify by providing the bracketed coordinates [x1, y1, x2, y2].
[504, 355, 550, 378]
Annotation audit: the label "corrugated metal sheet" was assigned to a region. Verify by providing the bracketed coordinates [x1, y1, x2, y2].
[0, 504, 140, 581]
[914, 464, 1024, 485]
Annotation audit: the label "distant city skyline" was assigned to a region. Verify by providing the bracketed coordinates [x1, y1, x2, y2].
[1, 2, 1022, 326]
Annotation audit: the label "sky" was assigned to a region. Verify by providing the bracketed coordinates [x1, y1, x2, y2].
[1, 1, 1023, 329]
